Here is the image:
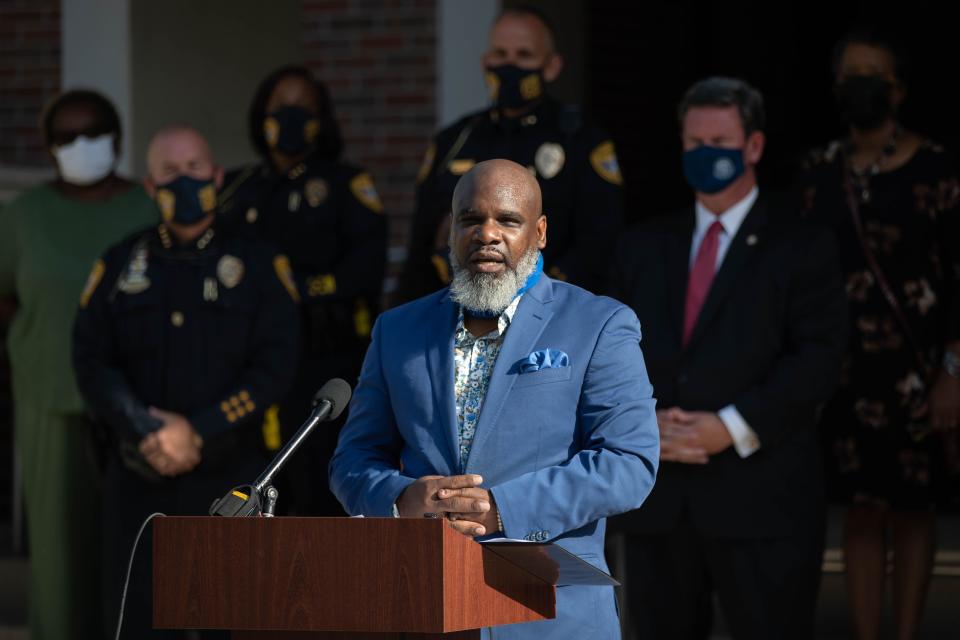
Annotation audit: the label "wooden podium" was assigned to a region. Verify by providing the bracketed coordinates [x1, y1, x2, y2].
[153, 517, 556, 639]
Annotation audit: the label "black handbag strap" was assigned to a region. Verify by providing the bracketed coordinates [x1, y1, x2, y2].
[841, 157, 931, 377]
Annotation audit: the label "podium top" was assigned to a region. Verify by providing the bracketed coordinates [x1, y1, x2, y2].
[153, 516, 556, 634]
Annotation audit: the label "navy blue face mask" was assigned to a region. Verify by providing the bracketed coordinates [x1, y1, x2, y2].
[485, 64, 545, 111]
[682, 145, 746, 194]
[263, 106, 321, 155]
[155, 175, 217, 225]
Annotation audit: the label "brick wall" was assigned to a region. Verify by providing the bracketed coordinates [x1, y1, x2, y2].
[300, 0, 437, 287]
[0, 0, 61, 168]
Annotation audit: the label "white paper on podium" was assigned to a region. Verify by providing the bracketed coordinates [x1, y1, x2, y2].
[479, 540, 620, 586]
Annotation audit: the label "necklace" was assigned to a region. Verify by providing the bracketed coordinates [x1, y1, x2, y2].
[846, 127, 900, 204]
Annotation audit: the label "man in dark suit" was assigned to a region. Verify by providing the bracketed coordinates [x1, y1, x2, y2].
[609, 77, 847, 639]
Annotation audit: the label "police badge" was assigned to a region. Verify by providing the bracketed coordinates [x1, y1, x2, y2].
[535, 143, 565, 179]
[217, 255, 245, 289]
[304, 178, 329, 207]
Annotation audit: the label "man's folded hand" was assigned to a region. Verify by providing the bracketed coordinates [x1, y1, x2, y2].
[396, 474, 499, 537]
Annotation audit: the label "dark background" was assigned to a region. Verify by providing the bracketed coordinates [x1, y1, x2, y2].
[583, 1, 959, 223]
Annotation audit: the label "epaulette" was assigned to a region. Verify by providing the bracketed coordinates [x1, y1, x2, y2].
[433, 114, 485, 181]
[217, 164, 260, 209]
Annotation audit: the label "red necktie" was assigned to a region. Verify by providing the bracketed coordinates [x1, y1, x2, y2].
[683, 219, 723, 346]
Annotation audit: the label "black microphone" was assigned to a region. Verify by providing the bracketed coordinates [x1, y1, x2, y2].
[209, 378, 352, 516]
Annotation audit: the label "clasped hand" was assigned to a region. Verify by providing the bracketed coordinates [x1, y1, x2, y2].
[397, 474, 500, 538]
[138, 407, 203, 477]
[657, 407, 732, 464]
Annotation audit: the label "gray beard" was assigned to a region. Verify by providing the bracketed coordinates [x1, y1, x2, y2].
[448, 247, 540, 315]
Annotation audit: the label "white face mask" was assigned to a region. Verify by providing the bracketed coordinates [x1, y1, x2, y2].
[53, 134, 116, 186]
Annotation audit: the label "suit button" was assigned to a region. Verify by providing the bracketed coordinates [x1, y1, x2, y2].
[678, 374, 688, 384]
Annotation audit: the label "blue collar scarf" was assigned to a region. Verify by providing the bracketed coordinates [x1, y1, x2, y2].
[463, 252, 543, 319]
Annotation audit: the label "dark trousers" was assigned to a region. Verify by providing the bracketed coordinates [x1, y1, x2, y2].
[276, 349, 361, 516]
[620, 517, 824, 640]
[102, 450, 265, 639]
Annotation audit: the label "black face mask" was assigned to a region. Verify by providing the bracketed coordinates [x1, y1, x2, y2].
[835, 75, 894, 130]
[263, 106, 321, 155]
[485, 64, 545, 111]
[155, 175, 217, 225]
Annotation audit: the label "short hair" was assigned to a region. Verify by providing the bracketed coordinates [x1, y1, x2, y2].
[677, 76, 766, 136]
[831, 26, 908, 82]
[247, 65, 343, 162]
[496, 5, 558, 53]
[40, 89, 121, 147]
[146, 123, 211, 156]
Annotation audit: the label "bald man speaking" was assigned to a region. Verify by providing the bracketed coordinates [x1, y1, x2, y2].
[331, 159, 659, 638]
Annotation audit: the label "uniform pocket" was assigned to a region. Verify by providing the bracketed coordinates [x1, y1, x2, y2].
[113, 291, 163, 356]
[209, 293, 257, 363]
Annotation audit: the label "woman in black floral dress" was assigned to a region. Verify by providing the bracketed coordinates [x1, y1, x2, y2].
[798, 30, 960, 640]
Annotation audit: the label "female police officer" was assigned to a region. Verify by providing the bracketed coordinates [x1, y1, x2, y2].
[218, 65, 387, 516]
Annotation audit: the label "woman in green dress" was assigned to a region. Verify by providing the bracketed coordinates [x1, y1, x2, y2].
[0, 90, 156, 640]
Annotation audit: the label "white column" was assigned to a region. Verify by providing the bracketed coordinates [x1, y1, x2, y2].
[436, 0, 500, 128]
[61, 0, 133, 175]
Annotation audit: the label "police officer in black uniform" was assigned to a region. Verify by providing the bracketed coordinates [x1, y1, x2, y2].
[73, 125, 299, 639]
[395, 6, 624, 303]
[217, 65, 387, 516]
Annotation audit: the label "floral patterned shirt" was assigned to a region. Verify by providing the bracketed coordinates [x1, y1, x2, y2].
[453, 296, 522, 469]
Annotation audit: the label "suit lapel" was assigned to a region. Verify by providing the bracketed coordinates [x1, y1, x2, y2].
[668, 210, 695, 348]
[425, 291, 461, 474]
[685, 197, 768, 351]
[464, 277, 554, 474]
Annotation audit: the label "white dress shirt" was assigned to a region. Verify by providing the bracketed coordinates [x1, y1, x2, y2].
[691, 186, 762, 458]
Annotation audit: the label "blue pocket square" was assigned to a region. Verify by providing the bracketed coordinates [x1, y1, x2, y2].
[519, 349, 570, 373]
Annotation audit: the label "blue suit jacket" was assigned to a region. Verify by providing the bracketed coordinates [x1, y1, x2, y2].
[330, 276, 659, 639]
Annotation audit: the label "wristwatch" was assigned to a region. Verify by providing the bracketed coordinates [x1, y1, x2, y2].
[944, 350, 960, 379]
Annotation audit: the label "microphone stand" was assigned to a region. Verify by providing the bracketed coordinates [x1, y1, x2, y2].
[209, 398, 334, 517]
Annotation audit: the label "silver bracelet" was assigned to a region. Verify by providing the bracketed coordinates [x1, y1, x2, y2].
[944, 350, 960, 379]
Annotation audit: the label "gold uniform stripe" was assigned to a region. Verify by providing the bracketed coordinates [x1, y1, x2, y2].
[262, 405, 282, 451]
[431, 254, 451, 284]
[273, 255, 301, 302]
[79, 259, 106, 308]
[417, 143, 436, 184]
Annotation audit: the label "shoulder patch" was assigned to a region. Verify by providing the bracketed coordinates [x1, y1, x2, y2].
[273, 255, 300, 302]
[448, 159, 475, 175]
[417, 143, 436, 184]
[589, 140, 623, 186]
[349, 172, 384, 213]
[79, 259, 106, 308]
